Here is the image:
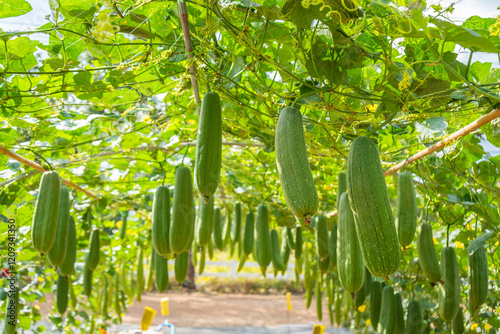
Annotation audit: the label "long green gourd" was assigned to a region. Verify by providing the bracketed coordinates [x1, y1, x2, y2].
[32, 171, 61, 254]
[195, 194, 215, 247]
[152, 185, 171, 256]
[213, 207, 223, 250]
[394, 292, 405, 334]
[329, 224, 337, 270]
[315, 214, 329, 260]
[243, 211, 255, 255]
[295, 226, 303, 260]
[58, 216, 76, 276]
[136, 248, 144, 302]
[286, 226, 296, 249]
[47, 186, 71, 267]
[468, 246, 488, 307]
[337, 193, 365, 295]
[281, 230, 290, 272]
[83, 265, 93, 297]
[316, 276, 323, 321]
[170, 166, 195, 254]
[370, 281, 382, 330]
[417, 222, 442, 283]
[270, 229, 285, 271]
[56, 275, 68, 314]
[86, 229, 100, 271]
[451, 307, 465, 334]
[153, 251, 168, 292]
[198, 247, 206, 275]
[438, 247, 460, 322]
[194, 92, 222, 202]
[120, 211, 128, 240]
[346, 136, 400, 277]
[175, 251, 189, 283]
[336, 170, 347, 211]
[378, 285, 396, 334]
[275, 106, 319, 224]
[396, 171, 418, 248]
[232, 202, 242, 243]
[406, 300, 423, 334]
[255, 204, 271, 273]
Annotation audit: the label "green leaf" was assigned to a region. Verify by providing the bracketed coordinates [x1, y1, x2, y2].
[466, 230, 494, 255]
[430, 18, 499, 53]
[0, 0, 32, 19]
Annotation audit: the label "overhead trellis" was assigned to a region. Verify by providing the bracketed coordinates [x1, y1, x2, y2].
[1, 0, 500, 220]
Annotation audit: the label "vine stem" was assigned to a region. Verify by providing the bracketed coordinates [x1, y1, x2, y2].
[178, 0, 201, 108]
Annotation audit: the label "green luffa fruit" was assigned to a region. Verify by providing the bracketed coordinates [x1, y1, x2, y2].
[295, 226, 303, 260]
[270, 229, 285, 271]
[396, 171, 418, 247]
[337, 193, 365, 295]
[417, 222, 442, 283]
[451, 307, 465, 334]
[406, 300, 423, 334]
[83, 264, 93, 297]
[213, 207, 223, 250]
[438, 247, 460, 322]
[86, 229, 100, 271]
[152, 185, 171, 256]
[58, 216, 76, 276]
[255, 204, 271, 272]
[153, 248, 169, 292]
[136, 248, 144, 302]
[32, 171, 61, 254]
[370, 281, 382, 330]
[175, 251, 189, 283]
[56, 275, 68, 314]
[336, 170, 347, 211]
[170, 166, 195, 254]
[468, 246, 488, 307]
[346, 136, 400, 277]
[243, 211, 255, 255]
[315, 214, 329, 260]
[194, 91, 222, 202]
[195, 194, 215, 247]
[47, 186, 71, 267]
[275, 106, 319, 224]
[394, 292, 405, 334]
[377, 285, 396, 334]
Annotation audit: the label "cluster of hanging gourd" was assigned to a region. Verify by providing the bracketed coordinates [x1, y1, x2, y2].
[19, 92, 493, 334]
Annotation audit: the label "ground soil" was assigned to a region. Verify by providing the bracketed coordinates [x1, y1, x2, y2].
[122, 291, 331, 327]
[36, 291, 333, 328]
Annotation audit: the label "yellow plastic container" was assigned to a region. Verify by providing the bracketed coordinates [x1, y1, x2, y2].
[141, 307, 157, 330]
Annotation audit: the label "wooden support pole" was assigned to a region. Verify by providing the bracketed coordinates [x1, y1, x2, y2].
[329, 107, 500, 217]
[178, 0, 201, 107]
[383, 107, 500, 176]
[0, 145, 98, 199]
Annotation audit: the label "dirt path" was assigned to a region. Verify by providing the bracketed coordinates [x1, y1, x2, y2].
[123, 292, 332, 327]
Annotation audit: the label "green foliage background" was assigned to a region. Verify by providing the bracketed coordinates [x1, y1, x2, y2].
[0, 0, 500, 332]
